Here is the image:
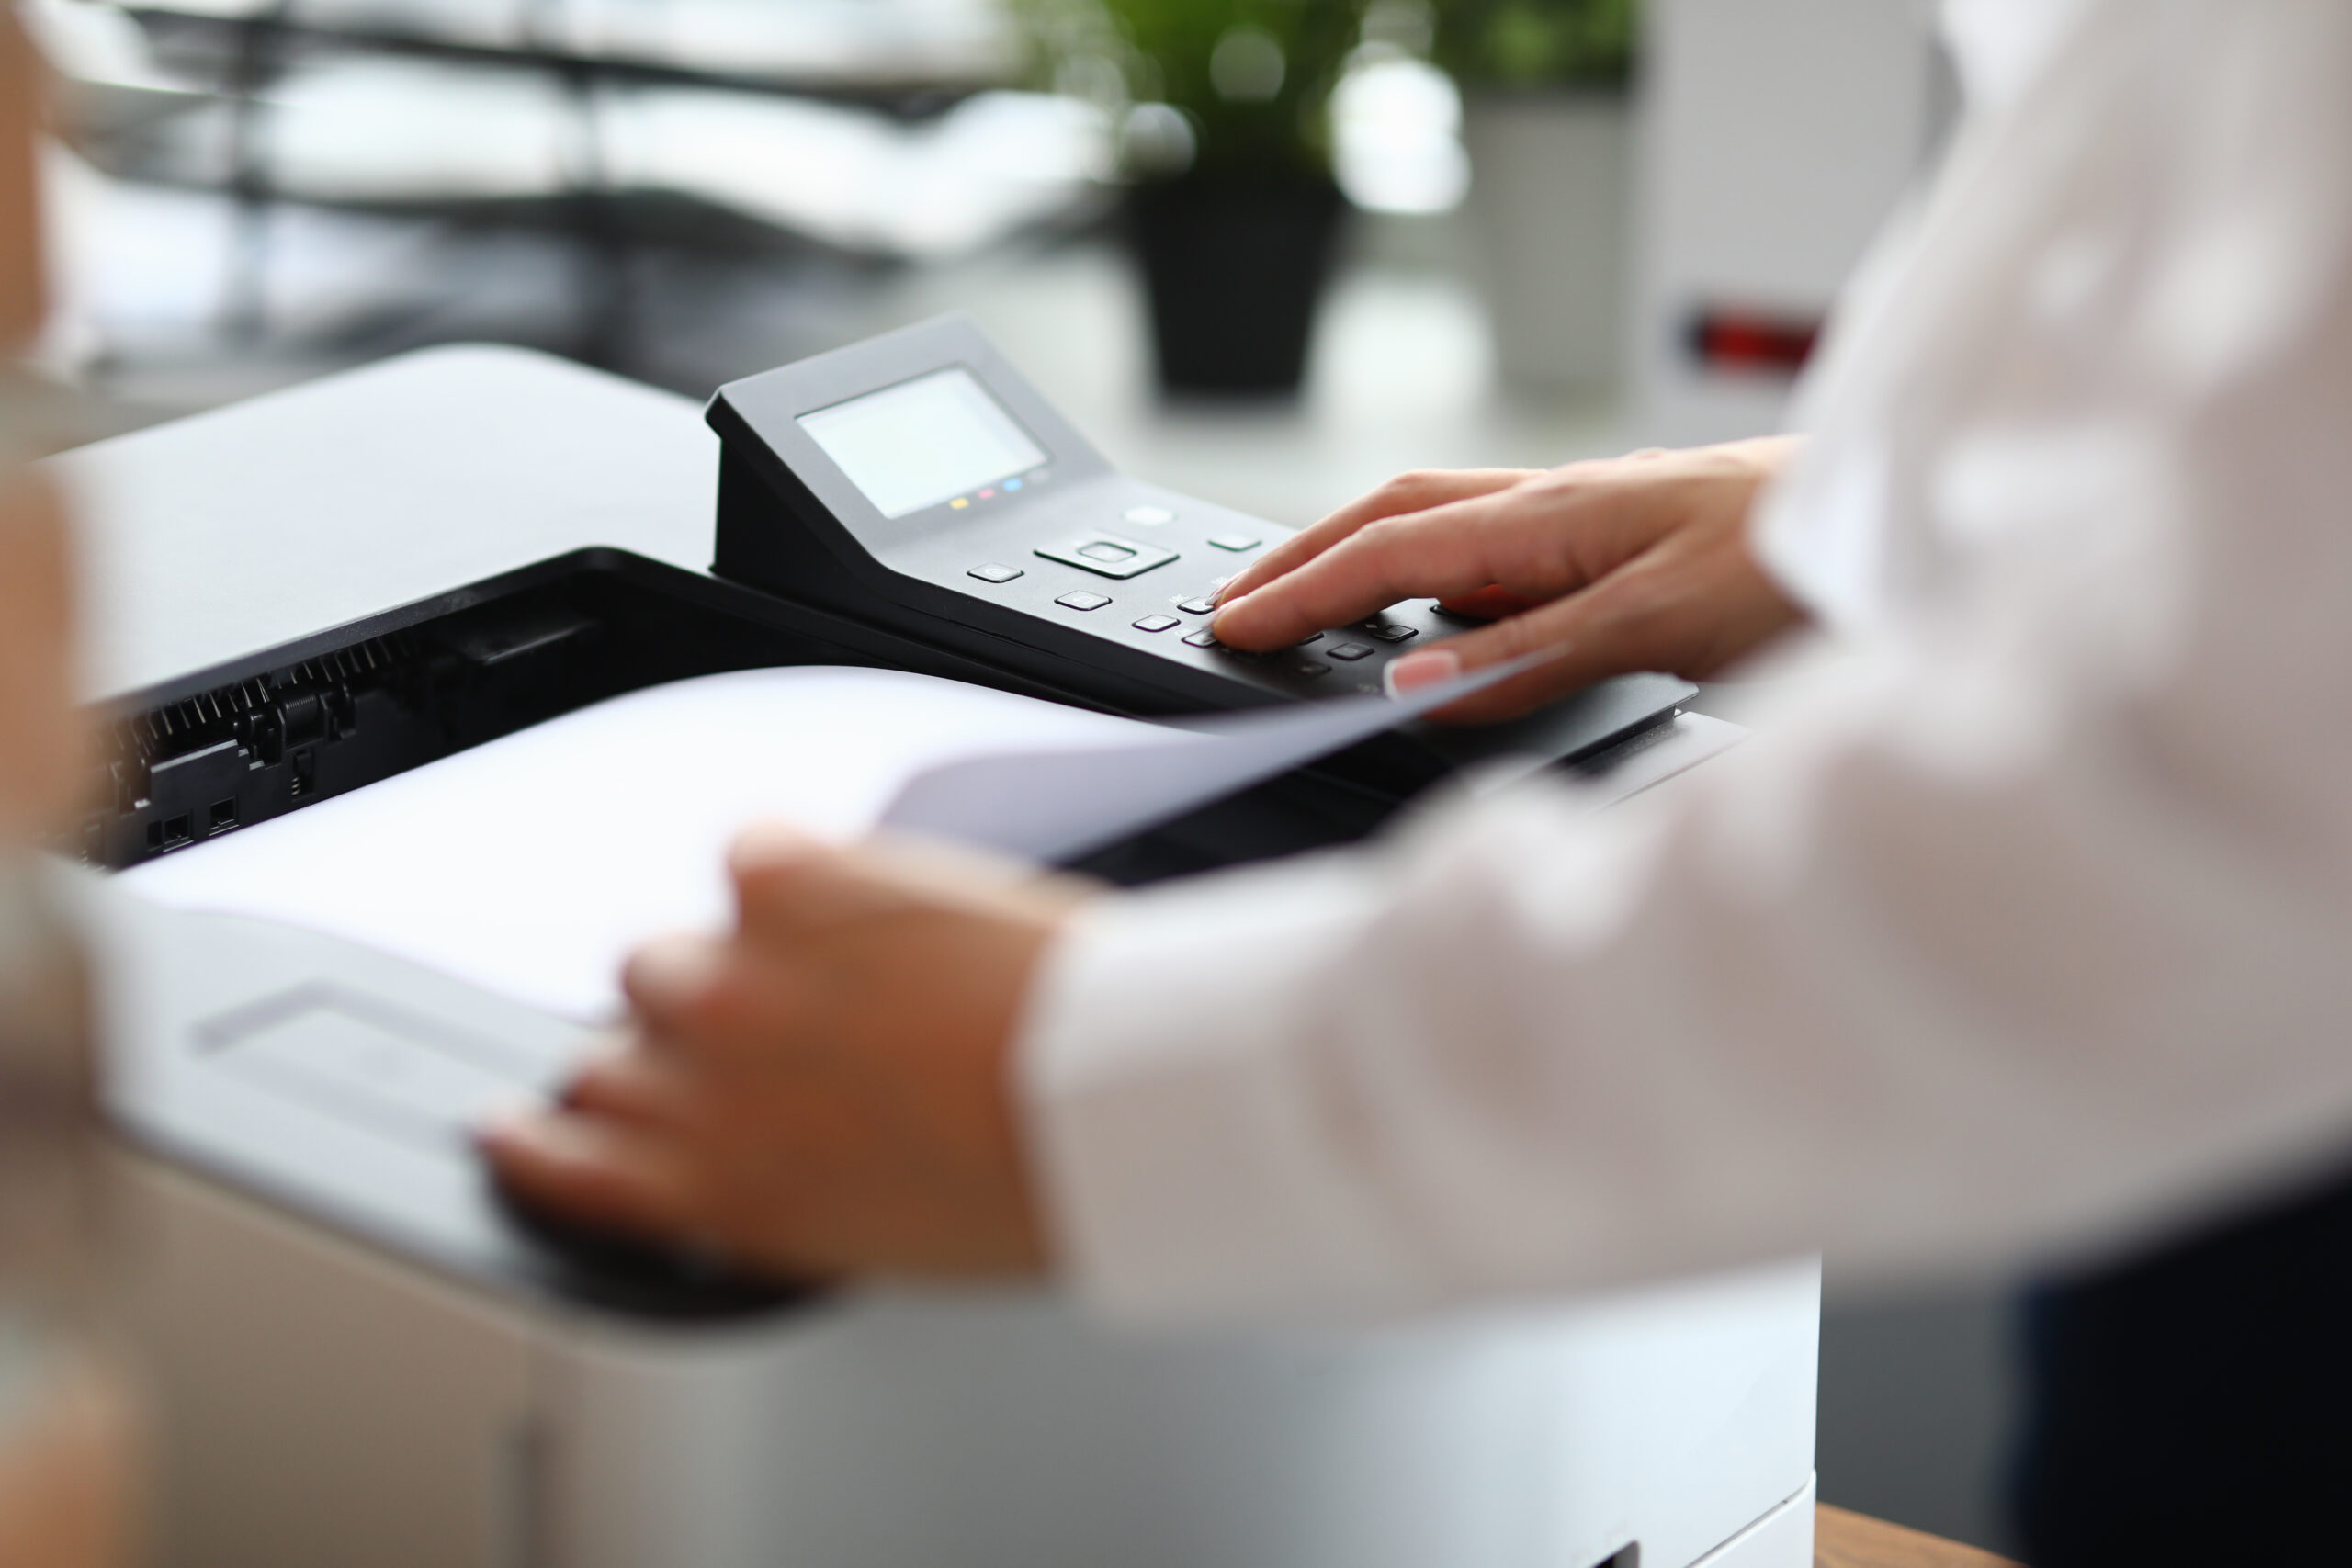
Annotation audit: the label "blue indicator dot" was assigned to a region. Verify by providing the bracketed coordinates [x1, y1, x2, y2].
[1004, 478, 1023, 491]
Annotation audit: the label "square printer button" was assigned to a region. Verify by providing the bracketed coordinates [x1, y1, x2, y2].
[1208, 532, 1261, 552]
[1133, 614, 1181, 633]
[1177, 596, 1218, 615]
[967, 563, 1023, 583]
[1037, 534, 1181, 580]
[1286, 659, 1332, 679]
[1365, 623, 1419, 642]
[1328, 641, 1374, 661]
[1182, 628, 1221, 648]
[1056, 591, 1112, 612]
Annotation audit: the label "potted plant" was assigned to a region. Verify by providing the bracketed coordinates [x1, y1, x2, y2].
[1025, 0, 1366, 393]
[1434, 0, 1638, 393]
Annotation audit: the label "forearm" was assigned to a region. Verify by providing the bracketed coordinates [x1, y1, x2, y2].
[1020, 642, 2352, 1322]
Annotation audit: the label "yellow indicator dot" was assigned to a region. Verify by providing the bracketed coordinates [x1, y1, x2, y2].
[949, 497, 969, 509]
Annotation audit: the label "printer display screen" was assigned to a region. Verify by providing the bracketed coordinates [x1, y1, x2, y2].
[798, 368, 1048, 520]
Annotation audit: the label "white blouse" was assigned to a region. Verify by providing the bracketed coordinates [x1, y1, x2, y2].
[1018, 0, 2352, 1322]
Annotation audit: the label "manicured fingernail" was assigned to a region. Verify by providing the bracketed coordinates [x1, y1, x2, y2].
[732, 819, 820, 869]
[476, 1107, 551, 1154]
[627, 938, 722, 1011]
[1384, 649, 1464, 697]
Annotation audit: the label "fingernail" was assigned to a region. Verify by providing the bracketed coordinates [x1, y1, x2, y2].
[627, 937, 723, 1012]
[1384, 649, 1464, 697]
[476, 1106, 550, 1154]
[732, 819, 819, 871]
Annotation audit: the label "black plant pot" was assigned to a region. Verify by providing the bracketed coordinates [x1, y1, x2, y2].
[1127, 176, 1347, 395]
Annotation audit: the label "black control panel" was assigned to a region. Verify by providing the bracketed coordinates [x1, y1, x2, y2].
[707, 314, 1693, 756]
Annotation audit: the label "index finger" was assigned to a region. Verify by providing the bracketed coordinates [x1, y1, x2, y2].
[1212, 468, 1536, 608]
[1211, 479, 1601, 650]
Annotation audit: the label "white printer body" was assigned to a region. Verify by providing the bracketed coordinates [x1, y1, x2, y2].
[65, 346, 1821, 1568]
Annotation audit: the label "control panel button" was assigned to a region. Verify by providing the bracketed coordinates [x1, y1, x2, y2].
[1182, 629, 1221, 648]
[1056, 591, 1112, 612]
[1286, 659, 1332, 679]
[1036, 534, 1180, 580]
[1177, 596, 1218, 615]
[1294, 633, 1325, 646]
[1124, 505, 1174, 525]
[1208, 533, 1261, 552]
[1132, 614, 1180, 633]
[967, 563, 1023, 583]
[1328, 641, 1374, 661]
[1365, 623, 1419, 642]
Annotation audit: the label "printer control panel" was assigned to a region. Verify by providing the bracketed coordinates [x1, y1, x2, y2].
[871, 462, 1457, 703]
[707, 316, 1463, 713]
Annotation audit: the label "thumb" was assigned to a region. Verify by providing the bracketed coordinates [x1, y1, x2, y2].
[1380, 596, 1634, 725]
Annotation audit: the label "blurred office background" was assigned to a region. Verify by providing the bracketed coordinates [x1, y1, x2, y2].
[19, 0, 2017, 1551]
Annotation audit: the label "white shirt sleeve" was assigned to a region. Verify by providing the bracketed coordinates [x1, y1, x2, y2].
[1014, 0, 2352, 1326]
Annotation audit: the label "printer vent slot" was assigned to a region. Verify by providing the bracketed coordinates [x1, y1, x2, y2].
[93, 628, 431, 869]
[87, 583, 632, 873]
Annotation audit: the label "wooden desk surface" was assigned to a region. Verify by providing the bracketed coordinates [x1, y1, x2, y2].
[1816, 1505, 2020, 1568]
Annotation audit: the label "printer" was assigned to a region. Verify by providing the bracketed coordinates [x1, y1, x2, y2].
[63, 329, 1821, 1568]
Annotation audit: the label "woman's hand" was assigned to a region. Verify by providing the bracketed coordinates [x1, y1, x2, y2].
[1210, 439, 1811, 723]
[481, 827, 1092, 1284]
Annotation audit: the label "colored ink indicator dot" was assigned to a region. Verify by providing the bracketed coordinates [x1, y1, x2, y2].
[1004, 478, 1023, 491]
[950, 497, 969, 509]
[978, 488, 997, 500]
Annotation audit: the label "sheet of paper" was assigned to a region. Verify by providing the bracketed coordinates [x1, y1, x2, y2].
[118, 667, 1154, 1021]
[877, 653, 1536, 861]
[117, 656, 1555, 1021]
